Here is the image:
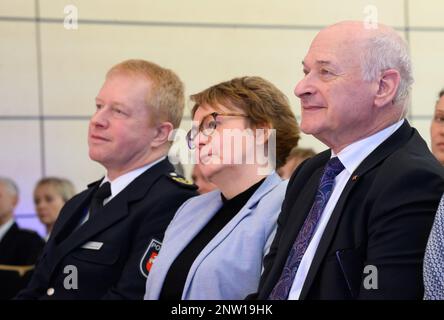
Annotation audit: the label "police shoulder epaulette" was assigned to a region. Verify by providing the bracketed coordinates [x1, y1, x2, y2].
[167, 172, 197, 189]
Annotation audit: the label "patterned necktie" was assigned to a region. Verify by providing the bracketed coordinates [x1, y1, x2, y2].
[423, 194, 444, 300]
[269, 157, 345, 300]
[89, 182, 111, 218]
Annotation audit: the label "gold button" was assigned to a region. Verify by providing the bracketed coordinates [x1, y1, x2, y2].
[47, 288, 55, 296]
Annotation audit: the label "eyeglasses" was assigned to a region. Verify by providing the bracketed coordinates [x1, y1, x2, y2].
[186, 112, 248, 149]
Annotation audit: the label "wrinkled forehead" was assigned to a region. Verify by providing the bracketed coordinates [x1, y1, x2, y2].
[305, 27, 366, 66]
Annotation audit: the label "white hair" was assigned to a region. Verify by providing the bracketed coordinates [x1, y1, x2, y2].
[361, 33, 414, 107]
[0, 177, 19, 197]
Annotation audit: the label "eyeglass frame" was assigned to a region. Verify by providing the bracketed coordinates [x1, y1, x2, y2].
[186, 112, 249, 149]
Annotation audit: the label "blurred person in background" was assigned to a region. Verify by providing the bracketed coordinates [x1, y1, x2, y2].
[431, 88, 444, 165]
[0, 177, 45, 299]
[277, 147, 316, 179]
[34, 177, 76, 239]
[424, 193, 444, 300]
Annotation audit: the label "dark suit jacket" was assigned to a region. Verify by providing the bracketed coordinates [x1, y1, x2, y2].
[16, 159, 197, 300]
[253, 121, 444, 300]
[0, 223, 45, 300]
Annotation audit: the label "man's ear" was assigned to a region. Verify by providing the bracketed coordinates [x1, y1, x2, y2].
[151, 122, 174, 148]
[374, 69, 401, 108]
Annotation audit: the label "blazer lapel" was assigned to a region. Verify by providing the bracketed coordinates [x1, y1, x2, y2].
[148, 192, 223, 298]
[51, 184, 99, 244]
[299, 121, 414, 299]
[54, 194, 130, 260]
[182, 173, 282, 298]
[51, 158, 175, 270]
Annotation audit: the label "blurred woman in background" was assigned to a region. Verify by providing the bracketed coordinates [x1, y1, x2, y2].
[431, 88, 444, 165]
[34, 177, 76, 239]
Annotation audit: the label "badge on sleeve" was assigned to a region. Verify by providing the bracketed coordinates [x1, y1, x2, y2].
[140, 239, 162, 278]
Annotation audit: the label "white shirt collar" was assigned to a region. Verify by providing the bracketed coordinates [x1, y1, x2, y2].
[101, 156, 167, 204]
[0, 218, 15, 243]
[332, 119, 404, 175]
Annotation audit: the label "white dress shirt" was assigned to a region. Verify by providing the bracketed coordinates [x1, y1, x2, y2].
[0, 218, 14, 243]
[288, 119, 404, 299]
[80, 156, 166, 225]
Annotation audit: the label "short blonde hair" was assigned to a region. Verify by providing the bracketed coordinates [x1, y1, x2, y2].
[35, 177, 76, 202]
[107, 59, 185, 129]
[191, 76, 300, 168]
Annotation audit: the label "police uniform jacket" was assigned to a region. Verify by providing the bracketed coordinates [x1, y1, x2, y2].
[16, 159, 197, 300]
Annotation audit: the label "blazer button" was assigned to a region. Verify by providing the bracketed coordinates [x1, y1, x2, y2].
[47, 288, 55, 296]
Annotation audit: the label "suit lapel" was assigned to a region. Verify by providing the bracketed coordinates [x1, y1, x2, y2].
[51, 185, 99, 244]
[182, 173, 282, 298]
[50, 158, 175, 270]
[54, 194, 130, 260]
[148, 192, 223, 298]
[299, 121, 414, 299]
[0, 223, 18, 259]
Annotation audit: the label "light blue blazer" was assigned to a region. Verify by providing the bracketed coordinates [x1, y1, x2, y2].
[144, 172, 287, 300]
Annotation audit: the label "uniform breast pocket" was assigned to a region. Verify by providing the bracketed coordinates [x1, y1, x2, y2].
[71, 243, 120, 266]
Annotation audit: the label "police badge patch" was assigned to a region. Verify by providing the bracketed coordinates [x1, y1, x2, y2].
[140, 239, 162, 278]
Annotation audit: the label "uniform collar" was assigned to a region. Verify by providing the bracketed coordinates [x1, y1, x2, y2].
[101, 156, 167, 204]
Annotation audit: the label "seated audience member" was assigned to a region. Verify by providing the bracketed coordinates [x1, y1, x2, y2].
[144, 76, 300, 300]
[191, 164, 217, 194]
[424, 193, 444, 300]
[277, 147, 316, 179]
[34, 177, 76, 239]
[16, 59, 197, 300]
[0, 177, 45, 300]
[431, 88, 444, 165]
[250, 21, 444, 300]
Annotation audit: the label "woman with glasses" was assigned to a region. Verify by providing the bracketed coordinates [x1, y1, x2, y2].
[144, 76, 299, 300]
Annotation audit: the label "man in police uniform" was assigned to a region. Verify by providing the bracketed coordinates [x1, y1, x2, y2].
[16, 59, 197, 300]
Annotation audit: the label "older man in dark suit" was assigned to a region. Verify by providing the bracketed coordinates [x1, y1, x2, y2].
[251, 21, 444, 300]
[0, 177, 45, 300]
[16, 59, 197, 300]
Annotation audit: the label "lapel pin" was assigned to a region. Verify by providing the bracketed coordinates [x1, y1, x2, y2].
[352, 175, 359, 181]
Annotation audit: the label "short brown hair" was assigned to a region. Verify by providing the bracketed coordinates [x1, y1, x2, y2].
[190, 76, 300, 168]
[287, 147, 316, 162]
[35, 177, 76, 202]
[107, 59, 185, 129]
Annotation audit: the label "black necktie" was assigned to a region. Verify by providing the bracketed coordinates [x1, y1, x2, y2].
[89, 182, 111, 218]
